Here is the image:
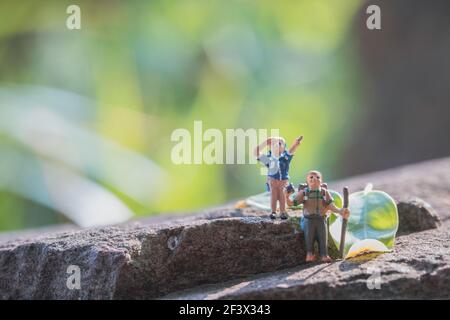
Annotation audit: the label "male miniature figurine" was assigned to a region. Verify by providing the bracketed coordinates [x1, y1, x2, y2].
[293, 170, 350, 262]
[254, 136, 303, 220]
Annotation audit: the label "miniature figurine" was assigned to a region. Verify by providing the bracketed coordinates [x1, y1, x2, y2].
[293, 170, 350, 262]
[254, 136, 303, 220]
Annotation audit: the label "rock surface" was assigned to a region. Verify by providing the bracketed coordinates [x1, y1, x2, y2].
[396, 198, 441, 236]
[0, 157, 449, 299]
[163, 228, 450, 299]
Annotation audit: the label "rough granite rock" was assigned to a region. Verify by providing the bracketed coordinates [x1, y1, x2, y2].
[162, 228, 450, 299]
[397, 198, 441, 236]
[0, 217, 306, 299]
[0, 157, 449, 299]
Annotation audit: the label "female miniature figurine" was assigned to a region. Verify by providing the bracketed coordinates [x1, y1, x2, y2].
[254, 136, 303, 220]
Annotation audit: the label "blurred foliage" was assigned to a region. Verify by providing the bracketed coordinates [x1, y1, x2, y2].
[0, 0, 364, 230]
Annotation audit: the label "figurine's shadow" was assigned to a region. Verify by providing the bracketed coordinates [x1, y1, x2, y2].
[338, 252, 384, 272]
[301, 261, 337, 282]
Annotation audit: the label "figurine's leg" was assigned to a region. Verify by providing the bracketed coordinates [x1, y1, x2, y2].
[269, 179, 277, 219]
[304, 218, 316, 262]
[279, 180, 289, 219]
[318, 218, 332, 262]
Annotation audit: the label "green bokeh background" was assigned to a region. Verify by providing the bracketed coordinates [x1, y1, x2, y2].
[0, 0, 365, 230]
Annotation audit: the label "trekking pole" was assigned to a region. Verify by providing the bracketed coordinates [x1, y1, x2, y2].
[339, 187, 349, 259]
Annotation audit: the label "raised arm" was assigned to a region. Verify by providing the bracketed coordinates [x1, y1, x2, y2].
[288, 136, 303, 155]
[253, 138, 270, 158]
